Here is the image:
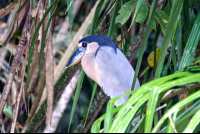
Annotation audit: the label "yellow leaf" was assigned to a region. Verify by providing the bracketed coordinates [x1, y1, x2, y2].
[148, 47, 162, 67]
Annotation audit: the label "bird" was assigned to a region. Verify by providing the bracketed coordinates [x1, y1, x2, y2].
[66, 35, 140, 106]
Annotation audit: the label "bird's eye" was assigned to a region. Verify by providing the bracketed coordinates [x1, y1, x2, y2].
[82, 43, 87, 48]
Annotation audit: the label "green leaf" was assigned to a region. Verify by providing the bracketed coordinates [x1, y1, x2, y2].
[188, 0, 198, 9]
[110, 72, 189, 133]
[155, 0, 184, 79]
[131, 0, 159, 90]
[183, 109, 200, 133]
[171, 39, 177, 72]
[90, 0, 105, 35]
[39, 0, 59, 79]
[136, 3, 148, 23]
[145, 72, 197, 132]
[91, 105, 123, 133]
[0, 94, 13, 118]
[129, 0, 145, 30]
[178, 12, 200, 71]
[68, 68, 85, 132]
[92, 71, 199, 133]
[104, 99, 115, 132]
[152, 74, 200, 132]
[107, 0, 119, 37]
[154, 9, 169, 34]
[160, 99, 200, 133]
[183, 0, 190, 42]
[67, 0, 74, 31]
[84, 83, 97, 127]
[115, 0, 137, 25]
[152, 19, 157, 31]
[176, 18, 182, 67]
[130, 115, 145, 133]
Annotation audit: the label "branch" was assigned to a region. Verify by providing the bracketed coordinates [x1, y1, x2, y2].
[0, 0, 26, 19]
[161, 83, 200, 102]
[45, 10, 55, 128]
[25, 1, 100, 132]
[27, 64, 81, 133]
[43, 70, 81, 133]
[83, 95, 108, 133]
[10, 8, 31, 133]
[0, 10, 29, 117]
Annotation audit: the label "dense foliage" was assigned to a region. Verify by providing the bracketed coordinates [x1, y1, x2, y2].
[0, 0, 199, 133]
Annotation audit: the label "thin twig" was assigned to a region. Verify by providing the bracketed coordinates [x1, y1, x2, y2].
[83, 96, 108, 133]
[168, 115, 178, 133]
[161, 83, 200, 102]
[10, 87, 23, 133]
[129, 43, 142, 63]
[10, 19, 31, 132]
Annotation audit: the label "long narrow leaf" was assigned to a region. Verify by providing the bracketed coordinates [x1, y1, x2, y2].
[183, 0, 190, 42]
[131, 0, 158, 90]
[39, 1, 59, 79]
[68, 68, 85, 132]
[104, 99, 115, 132]
[90, 0, 105, 35]
[128, 0, 145, 30]
[145, 73, 199, 132]
[131, 115, 145, 133]
[155, 0, 184, 78]
[67, 0, 74, 31]
[176, 18, 182, 67]
[178, 12, 200, 71]
[91, 105, 123, 133]
[84, 83, 97, 126]
[110, 72, 190, 132]
[152, 77, 200, 132]
[107, 0, 119, 37]
[160, 99, 200, 133]
[183, 109, 200, 133]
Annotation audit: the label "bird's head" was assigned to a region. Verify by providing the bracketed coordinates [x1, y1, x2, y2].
[66, 35, 118, 68]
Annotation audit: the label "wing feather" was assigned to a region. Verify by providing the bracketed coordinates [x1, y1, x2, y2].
[96, 47, 140, 106]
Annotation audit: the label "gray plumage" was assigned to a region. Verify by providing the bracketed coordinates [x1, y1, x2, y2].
[66, 35, 140, 106]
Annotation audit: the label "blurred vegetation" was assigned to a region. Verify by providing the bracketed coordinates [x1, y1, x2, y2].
[0, 0, 199, 133]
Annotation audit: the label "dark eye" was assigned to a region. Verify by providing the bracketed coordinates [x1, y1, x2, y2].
[82, 43, 87, 48]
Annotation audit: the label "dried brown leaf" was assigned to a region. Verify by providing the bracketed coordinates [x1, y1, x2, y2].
[31, 7, 38, 17]
[2, 1, 30, 46]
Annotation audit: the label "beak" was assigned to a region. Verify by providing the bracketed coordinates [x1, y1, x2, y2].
[66, 47, 86, 68]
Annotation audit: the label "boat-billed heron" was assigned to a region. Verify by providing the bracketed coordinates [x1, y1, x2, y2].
[66, 35, 140, 106]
